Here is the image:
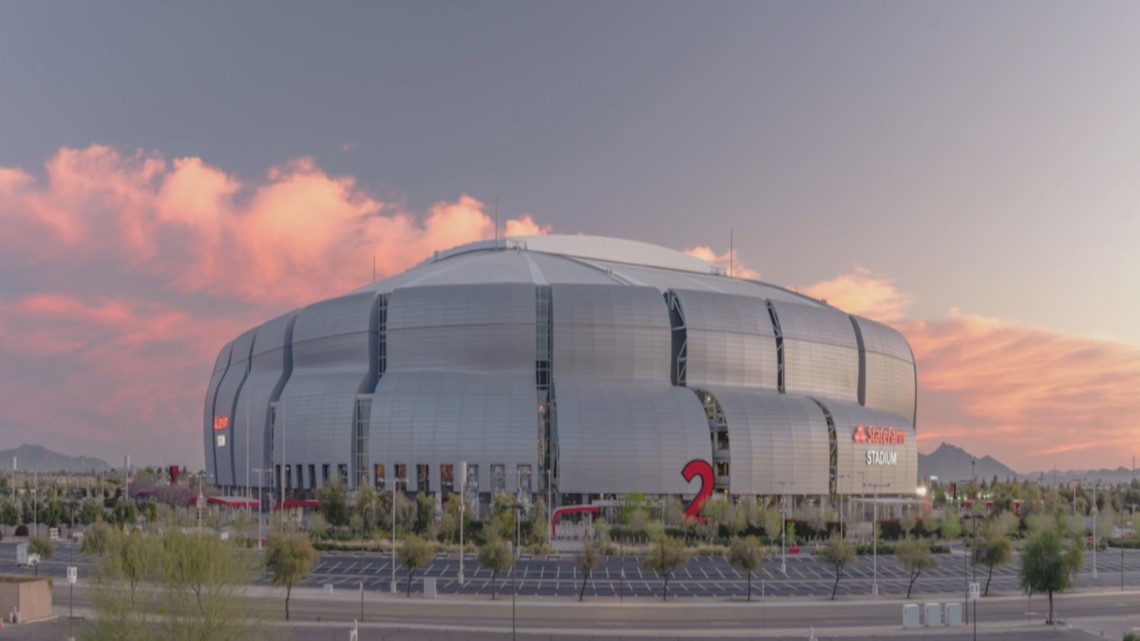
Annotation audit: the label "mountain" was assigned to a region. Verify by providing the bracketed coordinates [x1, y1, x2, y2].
[0, 444, 112, 473]
[1024, 465, 1138, 487]
[919, 442, 1021, 483]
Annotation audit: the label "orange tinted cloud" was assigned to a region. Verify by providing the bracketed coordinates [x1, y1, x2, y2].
[802, 265, 912, 325]
[0, 145, 551, 465]
[801, 267, 1140, 472]
[684, 245, 761, 280]
[0, 146, 545, 306]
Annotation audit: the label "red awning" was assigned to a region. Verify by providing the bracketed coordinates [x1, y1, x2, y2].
[185, 496, 259, 508]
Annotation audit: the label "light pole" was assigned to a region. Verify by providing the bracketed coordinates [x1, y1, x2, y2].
[458, 461, 467, 586]
[390, 475, 407, 594]
[776, 481, 795, 575]
[508, 501, 525, 641]
[866, 481, 891, 596]
[1092, 480, 1099, 579]
[252, 468, 271, 549]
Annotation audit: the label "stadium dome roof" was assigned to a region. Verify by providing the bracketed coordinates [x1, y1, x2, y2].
[354, 234, 822, 306]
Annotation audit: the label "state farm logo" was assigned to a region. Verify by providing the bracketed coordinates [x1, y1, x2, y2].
[852, 423, 905, 445]
[213, 415, 229, 431]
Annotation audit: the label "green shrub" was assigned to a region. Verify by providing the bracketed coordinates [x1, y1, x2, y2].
[14, 524, 28, 536]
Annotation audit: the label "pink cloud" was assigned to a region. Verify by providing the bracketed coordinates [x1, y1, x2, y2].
[0, 145, 551, 466]
[683, 245, 761, 279]
[800, 268, 1140, 472]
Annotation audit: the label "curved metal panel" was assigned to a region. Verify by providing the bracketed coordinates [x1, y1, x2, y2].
[387, 284, 536, 372]
[557, 377, 710, 495]
[239, 311, 297, 488]
[770, 301, 859, 402]
[203, 340, 233, 487]
[673, 289, 777, 389]
[211, 328, 257, 487]
[551, 284, 671, 381]
[276, 292, 378, 490]
[852, 316, 917, 420]
[370, 371, 537, 494]
[825, 400, 917, 495]
[702, 387, 829, 495]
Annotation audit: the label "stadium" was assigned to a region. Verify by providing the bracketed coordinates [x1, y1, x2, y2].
[204, 235, 917, 514]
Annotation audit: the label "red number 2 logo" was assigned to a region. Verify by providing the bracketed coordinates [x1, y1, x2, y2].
[681, 459, 714, 522]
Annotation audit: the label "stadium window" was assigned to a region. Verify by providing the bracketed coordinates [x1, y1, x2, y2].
[374, 464, 386, 491]
[716, 461, 730, 477]
[322, 464, 330, 484]
[395, 464, 407, 492]
[417, 464, 430, 493]
[440, 464, 454, 494]
[309, 465, 316, 490]
[338, 464, 348, 486]
[491, 464, 506, 496]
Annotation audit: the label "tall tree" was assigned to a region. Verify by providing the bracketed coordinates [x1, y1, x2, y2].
[398, 535, 435, 597]
[974, 527, 1014, 596]
[818, 533, 856, 600]
[896, 536, 938, 599]
[643, 536, 688, 601]
[477, 538, 511, 600]
[265, 531, 319, 620]
[727, 536, 767, 601]
[576, 538, 601, 601]
[317, 478, 349, 527]
[1019, 527, 1084, 624]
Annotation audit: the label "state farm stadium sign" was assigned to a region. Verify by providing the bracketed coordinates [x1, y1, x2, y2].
[853, 424, 904, 466]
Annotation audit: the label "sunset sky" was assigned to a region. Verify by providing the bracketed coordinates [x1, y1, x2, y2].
[1, 2, 1138, 473]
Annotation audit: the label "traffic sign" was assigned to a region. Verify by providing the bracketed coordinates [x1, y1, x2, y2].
[968, 582, 980, 601]
[67, 566, 78, 585]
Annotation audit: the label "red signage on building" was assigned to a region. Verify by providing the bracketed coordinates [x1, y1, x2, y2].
[852, 423, 905, 445]
[213, 415, 229, 431]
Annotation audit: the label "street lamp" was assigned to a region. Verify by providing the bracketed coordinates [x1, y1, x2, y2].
[458, 461, 467, 586]
[390, 475, 408, 594]
[507, 501, 526, 641]
[776, 481, 796, 575]
[1092, 480, 1099, 580]
[866, 481, 891, 596]
[253, 468, 272, 550]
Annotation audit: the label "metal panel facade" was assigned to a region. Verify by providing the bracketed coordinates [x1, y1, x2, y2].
[211, 328, 257, 487]
[704, 387, 829, 495]
[276, 292, 377, 490]
[372, 283, 537, 494]
[824, 400, 917, 495]
[772, 301, 859, 402]
[552, 285, 709, 494]
[238, 311, 296, 489]
[674, 289, 778, 389]
[852, 316, 916, 420]
[557, 377, 710, 494]
[203, 340, 233, 488]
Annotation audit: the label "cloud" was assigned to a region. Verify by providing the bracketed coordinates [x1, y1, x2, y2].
[801, 265, 912, 325]
[683, 245, 761, 280]
[0, 145, 551, 466]
[801, 267, 1140, 472]
[504, 214, 551, 237]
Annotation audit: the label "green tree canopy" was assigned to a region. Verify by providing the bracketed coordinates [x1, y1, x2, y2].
[397, 535, 435, 597]
[317, 478, 349, 527]
[265, 531, 319, 620]
[643, 536, 688, 601]
[576, 538, 601, 601]
[477, 537, 511, 600]
[974, 527, 1014, 596]
[818, 533, 856, 600]
[727, 535, 767, 601]
[896, 536, 937, 599]
[1019, 527, 1084, 624]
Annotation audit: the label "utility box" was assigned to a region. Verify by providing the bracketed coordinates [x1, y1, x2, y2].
[423, 577, 437, 599]
[924, 603, 943, 627]
[15, 544, 27, 566]
[902, 604, 921, 629]
[944, 602, 962, 626]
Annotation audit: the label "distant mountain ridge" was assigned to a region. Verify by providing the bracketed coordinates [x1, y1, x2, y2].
[918, 442, 1021, 482]
[0, 444, 112, 473]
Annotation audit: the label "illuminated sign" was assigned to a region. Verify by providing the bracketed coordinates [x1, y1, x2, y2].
[852, 423, 905, 445]
[213, 415, 229, 431]
[216, 434, 226, 447]
[866, 450, 898, 465]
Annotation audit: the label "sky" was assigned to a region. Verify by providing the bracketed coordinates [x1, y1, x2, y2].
[1, 1, 1138, 474]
